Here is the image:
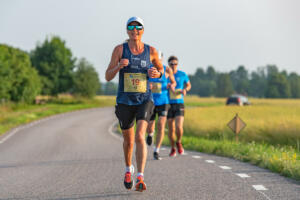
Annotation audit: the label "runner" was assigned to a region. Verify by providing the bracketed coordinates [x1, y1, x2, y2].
[146, 51, 176, 160]
[105, 17, 163, 192]
[167, 56, 191, 157]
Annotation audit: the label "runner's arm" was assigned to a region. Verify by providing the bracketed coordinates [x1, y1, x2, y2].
[149, 46, 164, 78]
[182, 81, 191, 96]
[105, 45, 127, 81]
[166, 67, 176, 93]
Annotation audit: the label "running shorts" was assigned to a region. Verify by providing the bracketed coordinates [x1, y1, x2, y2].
[149, 104, 170, 121]
[167, 103, 184, 119]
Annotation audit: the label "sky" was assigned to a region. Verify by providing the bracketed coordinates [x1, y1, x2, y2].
[1, 0, 300, 82]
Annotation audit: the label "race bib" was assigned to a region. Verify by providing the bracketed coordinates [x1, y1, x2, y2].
[124, 73, 147, 93]
[151, 82, 162, 94]
[170, 89, 182, 99]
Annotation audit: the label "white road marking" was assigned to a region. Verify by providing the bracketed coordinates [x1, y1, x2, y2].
[236, 173, 250, 178]
[0, 128, 19, 144]
[160, 148, 166, 150]
[219, 166, 231, 170]
[182, 152, 188, 155]
[192, 155, 201, 159]
[252, 185, 268, 191]
[205, 160, 215, 163]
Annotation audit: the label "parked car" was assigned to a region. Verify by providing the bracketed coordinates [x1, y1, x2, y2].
[226, 95, 250, 106]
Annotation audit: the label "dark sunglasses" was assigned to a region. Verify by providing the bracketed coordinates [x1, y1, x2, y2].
[169, 62, 178, 66]
[127, 25, 143, 31]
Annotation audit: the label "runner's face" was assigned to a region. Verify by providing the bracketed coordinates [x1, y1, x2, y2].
[169, 60, 178, 72]
[127, 22, 144, 41]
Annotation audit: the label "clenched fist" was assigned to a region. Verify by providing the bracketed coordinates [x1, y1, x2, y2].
[118, 59, 129, 69]
[148, 67, 161, 78]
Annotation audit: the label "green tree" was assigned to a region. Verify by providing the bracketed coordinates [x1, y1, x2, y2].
[73, 58, 101, 98]
[104, 82, 118, 95]
[30, 36, 76, 96]
[0, 44, 41, 103]
[249, 68, 267, 98]
[216, 73, 234, 97]
[266, 73, 291, 98]
[288, 73, 300, 98]
[230, 66, 249, 95]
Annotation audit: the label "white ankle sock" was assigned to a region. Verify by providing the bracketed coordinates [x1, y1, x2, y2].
[137, 172, 144, 177]
[125, 165, 134, 173]
[154, 147, 160, 153]
[149, 132, 154, 137]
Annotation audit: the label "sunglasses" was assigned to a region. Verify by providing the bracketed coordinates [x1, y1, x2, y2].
[169, 62, 178, 66]
[127, 25, 143, 31]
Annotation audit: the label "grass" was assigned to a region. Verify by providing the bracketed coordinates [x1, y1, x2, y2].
[161, 96, 300, 181]
[0, 95, 115, 135]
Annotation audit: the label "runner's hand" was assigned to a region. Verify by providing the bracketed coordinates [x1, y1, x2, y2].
[181, 88, 187, 96]
[118, 59, 129, 69]
[167, 83, 176, 93]
[148, 67, 161, 78]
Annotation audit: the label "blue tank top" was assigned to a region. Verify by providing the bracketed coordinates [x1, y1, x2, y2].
[149, 65, 169, 106]
[117, 43, 153, 105]
[168, 70, 190, 104]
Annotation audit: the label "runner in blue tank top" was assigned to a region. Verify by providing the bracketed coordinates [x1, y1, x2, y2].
[105, 17, 164, 192]
[146, 51, 176, 160]
[167, 56, 192, 157]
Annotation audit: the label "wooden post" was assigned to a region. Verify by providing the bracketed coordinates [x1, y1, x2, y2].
[235, 113, 239, 142]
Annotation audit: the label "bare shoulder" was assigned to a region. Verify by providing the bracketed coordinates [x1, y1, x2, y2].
[149, 46, 157, 55]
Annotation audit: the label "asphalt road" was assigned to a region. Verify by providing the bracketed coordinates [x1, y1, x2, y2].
[0, 107, 299, 200]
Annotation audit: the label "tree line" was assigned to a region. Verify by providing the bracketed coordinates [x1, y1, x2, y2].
[189, 65, 300, 98]
[0, 36, 101, 103]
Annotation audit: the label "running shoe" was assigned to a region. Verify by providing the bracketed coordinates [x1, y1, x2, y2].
[176, 142, 184, 155]
[146, 135, 153, 146]
[135, 176, 147, 192]
[169, 147, 177, 157]
[124, 172, 134, 190]
[124, 165, 134, 190]
[153, 152, 162, 160]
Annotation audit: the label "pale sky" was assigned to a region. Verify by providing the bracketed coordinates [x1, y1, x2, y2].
[1, 0, 300, 81]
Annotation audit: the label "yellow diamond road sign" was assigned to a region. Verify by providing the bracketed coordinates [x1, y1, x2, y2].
[227, 114, 246, 134]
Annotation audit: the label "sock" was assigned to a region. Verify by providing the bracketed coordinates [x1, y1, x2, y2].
[125, 165, 134, 173]
[149, 132, 154, 137]
[154, 147, 160, 153]
[137, 172, 144, 177]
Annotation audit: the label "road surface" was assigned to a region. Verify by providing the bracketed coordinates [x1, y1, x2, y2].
[0, 107, 299, 200]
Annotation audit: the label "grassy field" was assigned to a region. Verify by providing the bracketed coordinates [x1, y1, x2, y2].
[162, 96, 300, 180]
[0, 95, 115, 136]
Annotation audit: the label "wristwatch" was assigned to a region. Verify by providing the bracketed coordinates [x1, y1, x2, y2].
[159, 71, 163, 78]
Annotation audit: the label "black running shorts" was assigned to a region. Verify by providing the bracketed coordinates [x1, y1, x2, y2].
[167, 103, 184, 119]
[149, 104, 170, 121]
[115, 101, 154, 130]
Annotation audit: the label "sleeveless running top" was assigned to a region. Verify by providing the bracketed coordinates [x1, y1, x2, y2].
[117, 42, 153, 105]
[149, 65, 169, 106]
[168, 70, 190, 104]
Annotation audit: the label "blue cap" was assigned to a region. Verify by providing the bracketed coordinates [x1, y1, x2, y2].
[126, 16, 144, 27]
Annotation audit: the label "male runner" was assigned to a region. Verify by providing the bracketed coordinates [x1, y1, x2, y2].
[105, 16, 163, 191]
[167, 56, 191, 157]
[146, 51, 176, 160]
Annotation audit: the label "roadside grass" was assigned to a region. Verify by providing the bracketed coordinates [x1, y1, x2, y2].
[0, 95, 115, 135]
[160, 96, 300, 180]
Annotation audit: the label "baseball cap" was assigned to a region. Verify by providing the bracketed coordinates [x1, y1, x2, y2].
[126, 16, 144, 27]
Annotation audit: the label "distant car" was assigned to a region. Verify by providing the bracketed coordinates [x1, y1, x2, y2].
[226, 95, 250, 106]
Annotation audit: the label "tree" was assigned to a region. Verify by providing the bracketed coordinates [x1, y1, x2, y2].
[266, 73, 291, 98]
[104, 82, 118, 95]
[0, 44, 41, 103]
[288, 73, 300, 98]
[216, 73, 234, 97]
[30, 36, 76, 96]
[73, 58, 101, 98]
[230, 66, 249, 95]
[249, 68, 267, 98]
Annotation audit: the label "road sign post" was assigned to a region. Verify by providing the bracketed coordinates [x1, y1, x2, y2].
[227, 113, 246, 142]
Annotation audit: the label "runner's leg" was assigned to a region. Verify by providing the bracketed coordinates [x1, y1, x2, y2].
[167, 118, 176, 148]
[122, 127, 135, 167]
[135, 120, 148, 173]
[175, 116, 184, 143]
[156, 116, 167, 149]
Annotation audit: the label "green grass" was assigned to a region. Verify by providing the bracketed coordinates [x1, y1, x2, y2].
[0, 96, 115, 135]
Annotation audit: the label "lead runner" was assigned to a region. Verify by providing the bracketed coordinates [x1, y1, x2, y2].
[105, 17, 164, 192]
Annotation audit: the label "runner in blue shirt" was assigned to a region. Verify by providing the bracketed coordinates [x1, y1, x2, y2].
[146, 51, 176, 160]
[167, 56, 191, 157]
[105, 17, 164, 192]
